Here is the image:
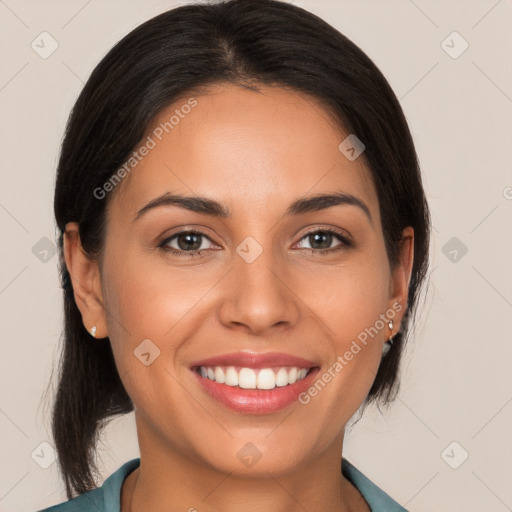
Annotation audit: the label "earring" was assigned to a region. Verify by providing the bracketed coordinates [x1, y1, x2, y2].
[89, 326, 97, 338]
[382, 319, 394, 356]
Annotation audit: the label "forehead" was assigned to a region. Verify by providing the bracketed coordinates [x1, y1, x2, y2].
[110, 83, 378, 222]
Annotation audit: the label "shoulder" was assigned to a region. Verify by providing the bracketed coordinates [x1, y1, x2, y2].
[342, 458, 409, 512]
[37, 487, 103, 512]
[37, 458, 141, 512]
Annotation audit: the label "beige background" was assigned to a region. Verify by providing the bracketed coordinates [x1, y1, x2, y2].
[1, 0, 511, 511]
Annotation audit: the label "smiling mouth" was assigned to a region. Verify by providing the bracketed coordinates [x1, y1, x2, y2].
[189, 351, 320, 413]
[193, 365, 313, 390]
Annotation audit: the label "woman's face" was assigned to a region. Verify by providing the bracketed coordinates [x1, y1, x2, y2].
[75, 83, 413, 476]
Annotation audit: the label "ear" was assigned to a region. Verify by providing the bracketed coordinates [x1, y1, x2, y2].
[387, 226, 414, 332]
[63, 222, 108, 338]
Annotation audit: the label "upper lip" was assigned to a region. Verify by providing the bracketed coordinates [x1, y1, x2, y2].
[191, 351, 318, 369]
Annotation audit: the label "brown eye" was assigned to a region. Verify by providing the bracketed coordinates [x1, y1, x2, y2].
[160, 230, 216, 256]
[174, 232, 203, 251]
[296, 229, 352, 253]
[307, 231, 334, 250]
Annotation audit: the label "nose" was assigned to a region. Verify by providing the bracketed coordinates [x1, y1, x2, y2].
[217, 243, 301, 336]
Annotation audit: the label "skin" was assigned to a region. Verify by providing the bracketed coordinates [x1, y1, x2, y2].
[64, 83, 414, 512]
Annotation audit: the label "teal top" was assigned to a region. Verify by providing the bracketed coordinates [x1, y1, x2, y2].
[39, 457, 408, 511]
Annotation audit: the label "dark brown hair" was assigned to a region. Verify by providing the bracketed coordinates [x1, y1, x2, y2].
[46, 0, 430, 498]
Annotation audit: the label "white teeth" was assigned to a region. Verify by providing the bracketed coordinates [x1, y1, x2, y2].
[214, 367, 225, 384]
[275, 368, 289, 387]
[288, 367, 298, 385]
[225, 367, 239, 387]
[257, 368, 276, 390]
[239, 368, 257, 389]
[198, 365, 310, 389]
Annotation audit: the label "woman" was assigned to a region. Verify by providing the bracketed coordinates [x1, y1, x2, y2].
[41, 0, 430, 510]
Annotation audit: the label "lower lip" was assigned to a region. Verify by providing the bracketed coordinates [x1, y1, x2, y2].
[192, 368, 320, 414]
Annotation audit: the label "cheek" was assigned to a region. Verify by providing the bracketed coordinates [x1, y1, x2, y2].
[106, 269, 186, 335]
[103, 238, 391, 355]
[296, 263, 390, 426]
[101, 246, 221, 372]
[102, 234, 196, 329]
[300, 254, 391, 342]
[100, 255, 198, 424]
[97, 235, 392, 468]
[301, 251, 390, 394]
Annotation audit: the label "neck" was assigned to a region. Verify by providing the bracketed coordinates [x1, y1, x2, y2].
[121, 423, 369, 512]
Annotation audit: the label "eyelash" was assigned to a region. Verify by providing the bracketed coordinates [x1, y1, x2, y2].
[158, 227, 353, 258]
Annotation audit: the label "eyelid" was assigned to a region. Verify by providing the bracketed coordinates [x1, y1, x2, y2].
[295, 224, 353, 245]
[158, 224, 353, 257]
[158, 226, 220, 249]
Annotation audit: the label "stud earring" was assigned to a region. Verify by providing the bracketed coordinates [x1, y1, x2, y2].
[382, 319, 394, 356]
[89, 326, 97, 338]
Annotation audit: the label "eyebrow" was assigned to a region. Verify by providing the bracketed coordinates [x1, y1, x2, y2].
[133, 191, 372, 224]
